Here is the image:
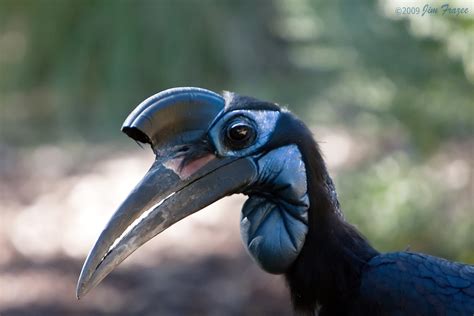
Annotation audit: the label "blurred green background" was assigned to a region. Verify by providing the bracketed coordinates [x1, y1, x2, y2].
[0, 0, 473, 315]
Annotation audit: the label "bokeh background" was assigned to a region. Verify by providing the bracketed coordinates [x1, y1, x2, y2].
[0, 0, 473, 315]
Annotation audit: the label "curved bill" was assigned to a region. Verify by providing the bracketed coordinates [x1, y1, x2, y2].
[76, 156, 257, 299]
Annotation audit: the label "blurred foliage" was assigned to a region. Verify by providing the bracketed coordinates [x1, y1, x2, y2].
[0, 0, 473, 263]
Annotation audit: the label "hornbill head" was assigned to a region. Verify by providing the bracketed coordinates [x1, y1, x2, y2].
[77, 87, 315, 298]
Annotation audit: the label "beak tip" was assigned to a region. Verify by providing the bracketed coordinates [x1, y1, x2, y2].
[76, 285, 84, 300]
[76, 278, 91, 300]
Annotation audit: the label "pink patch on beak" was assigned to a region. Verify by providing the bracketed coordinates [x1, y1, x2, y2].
[163, 153, 216, 180]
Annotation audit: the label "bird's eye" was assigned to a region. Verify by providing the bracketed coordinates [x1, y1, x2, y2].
[225, 119, 256, 149]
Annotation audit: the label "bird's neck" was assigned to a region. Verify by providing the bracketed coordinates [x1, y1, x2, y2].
[285, 142, 379, 315]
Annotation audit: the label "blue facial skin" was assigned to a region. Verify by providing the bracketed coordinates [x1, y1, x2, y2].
[209, 110, 309, 274]
[208, 109, 280, 157]
[241, 145, 309, 273]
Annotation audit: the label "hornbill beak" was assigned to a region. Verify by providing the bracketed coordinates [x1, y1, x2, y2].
[76, 88, 257, 298]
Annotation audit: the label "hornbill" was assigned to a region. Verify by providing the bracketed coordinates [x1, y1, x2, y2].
[77, 87, 474, 315]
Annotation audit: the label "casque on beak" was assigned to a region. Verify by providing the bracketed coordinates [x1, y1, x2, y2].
[76, 88, 257, 298]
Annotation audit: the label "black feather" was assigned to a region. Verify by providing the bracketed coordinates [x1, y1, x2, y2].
[263, 108, 473, 315]
[272, 112, 377, 315]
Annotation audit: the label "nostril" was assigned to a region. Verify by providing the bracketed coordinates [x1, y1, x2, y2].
[174, 145, 190, 157]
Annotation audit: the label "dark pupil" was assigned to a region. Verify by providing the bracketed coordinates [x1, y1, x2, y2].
[229, 125, 249, 141]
